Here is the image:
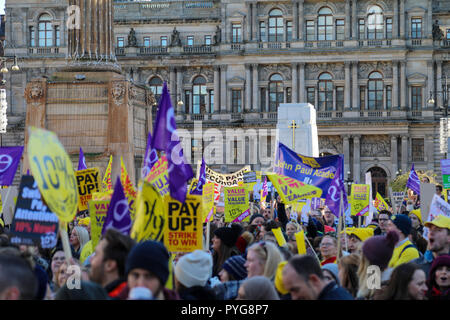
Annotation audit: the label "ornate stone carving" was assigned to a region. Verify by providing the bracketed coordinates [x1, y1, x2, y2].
[29, 83, 44, 100]
[145, 90, 156, 106]
[358, 62, 392, 79]
[183, 68, 214, 83]
[319, 136, 343, 154]
[305, 63, 344, 80]
[259, 64, 291, 81]
[111, 82, 126, 106]
[129, 85, 138, 101]
[360, 135, 390, 157]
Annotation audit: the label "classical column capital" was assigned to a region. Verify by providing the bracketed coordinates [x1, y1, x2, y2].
[169, 66, 176, 72]
[352, 134, 361, 140]
[220, 65, 228, 71]
[213, 65, 221, 72]
[298, 62, 306, 68]
[251, 63, 258, 69]
[341, 134, 351, 140]
[391, 134, 399, 140]
[345, 61, 351, 68]
[401, 134, 408, 140]
[245, 63, 252, 69]
[291, 62, 298, 68]
[352, 61, 358, 67]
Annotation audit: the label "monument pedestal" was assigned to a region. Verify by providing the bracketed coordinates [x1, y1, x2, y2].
[276, 103, 319, 157]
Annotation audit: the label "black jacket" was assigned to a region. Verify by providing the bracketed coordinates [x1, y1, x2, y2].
[317, 282, 354, 300]
[179, 286, 217, 300]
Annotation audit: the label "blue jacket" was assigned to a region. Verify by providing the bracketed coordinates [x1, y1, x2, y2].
[318, 282, 354, 300]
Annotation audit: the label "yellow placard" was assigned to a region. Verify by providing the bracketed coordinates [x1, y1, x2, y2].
[75, 168, 101, 211]
[267, 173, 322, 204]
[202, 182, 215, 223]
[374, 192, 390, 212]
[350, 184, 370, 216]
[224, 186, 250, 223]
[295, 230, 307, 255]
[120, 157, 137, 221]
[27, 127, 78, 222]
[89, 200, 109, 249]
[164, 193, 203, 253]
[102, 155, 113, 192]
[146, 156, 169, 196]
[131, 181, 165, 242]
[273, 227, 287, 247]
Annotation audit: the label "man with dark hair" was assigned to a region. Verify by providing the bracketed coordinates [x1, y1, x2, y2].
[0, 254, 37, 300]
[374, 210, 392, 235]
[282, 255, 353, 300]
[89, 228, 135, 299]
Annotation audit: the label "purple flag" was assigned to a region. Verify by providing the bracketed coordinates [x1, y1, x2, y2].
[0, 146, 24, 186]
[325, 157, 348, 217]
[141, 132, 159, 179]
[190, 158, 206, 195]
[101, 177, 132, 236]
[262, 176, 268, 198]
[78, 147, 87, 170]
[406, 164, 421, 196]
[151, 82, 194, 203]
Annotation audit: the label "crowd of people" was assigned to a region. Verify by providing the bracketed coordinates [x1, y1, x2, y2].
[0, 191, 449, 301]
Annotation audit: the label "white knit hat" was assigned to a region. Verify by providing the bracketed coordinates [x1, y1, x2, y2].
[175, 250, 212, 288]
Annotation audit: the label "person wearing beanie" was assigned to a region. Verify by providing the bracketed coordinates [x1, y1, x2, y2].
[387, 215, 420, 268]
[426, 254, 450, 300]
[125, 241, 179, 300]
[219, 255, 248, 282]
[249, 214, 265, 226]
[174, 250, 216, 300]
[343, 227, 374, 255]
[212, 224, 243, 277]
[235, 231, 254, 254]
[322, 263, 340, 286]
[409, 209, 424, 235]
[237, 276, 280, 300]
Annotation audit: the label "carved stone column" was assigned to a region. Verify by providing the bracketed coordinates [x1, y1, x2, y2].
[220, 65, 227, 113]
[292, 63, 298, 103]
[400, 61, 407, 110]
[176, 67, 183, 114]
[342, 135, 350, 181]
[353, 135, 361, 184]
[400, 0, 405, 38]
[401, 135, 408, 172]
[345, 61, 351, 109]
[214, 66, 220, 113]
[437, 60, 443, 108]
[392, 61, 399, 109]
[298, 0, 304, 40]
[299, 63, 305, 103]
[427, 60, 435, 108]
[345, 0, 351, 39]
[169, 67, 176, 105]
[352, 61, 359, 110]
[245, 64, 252, 111]
[391, 135, 398, 177]
[246, 3, 252, 42]
[352, 0, 357, 39]
[252, 63, 259, 111]
[426, 134, 435, 170]
[252, 2, 258, 41]
[293, 1, 299, 40]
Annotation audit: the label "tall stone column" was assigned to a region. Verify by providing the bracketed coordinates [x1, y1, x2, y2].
[352, 0, 357, 39]
[427, 0, 433, 38]
[400, 0, 405, 38]
[426, 134, 435, 170]
[220, 65, 227, 113]
[345, 0, 351, 39]
[391, 135, 398, 177]
[352, 61, 359, 110]
[293, 1, 298, 40]
[292, 63, 298, 103]
[393, 0, 399, 38]
[246, 3, 252, 42]
[345, 62, 351, 109]
[299, 63, 305, 102]
[176, 67, 183, 113]
[353, 135, 361, 184]
[298, 0, 304, 40]
[169, 67, 176, 105]
[252, 63, 259, 111]
[401, 135, 408, 172]
[252, 3, 258, 41]
[427, 60, 435, 108]
[400, 61, 407, 110]
[392, 61, 399, 109]
[245, 64, 252, 111]
[342, 135, 350, 181]
[437, 60, 443, 108]
[214, 66, 220, 113]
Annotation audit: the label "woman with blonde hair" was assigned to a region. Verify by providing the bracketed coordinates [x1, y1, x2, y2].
[338, 254, 360, 298]
[285, 221, 301, 239]
[69, 226, 90, 259]
[244, 241, 284, 280]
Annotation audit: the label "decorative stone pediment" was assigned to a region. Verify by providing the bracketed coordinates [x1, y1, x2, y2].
[319, 136, 343, 154]
[361, 135, 390, 157]
[305, 63, 345, 80]
[358, 61, 392, 79]
[259, 64, 291, 81]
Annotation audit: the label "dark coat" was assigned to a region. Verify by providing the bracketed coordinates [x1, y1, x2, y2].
[179, 285, 217, 300]
[317, 281, 354, 300]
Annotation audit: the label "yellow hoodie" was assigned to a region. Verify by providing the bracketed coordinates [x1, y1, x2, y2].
[388, 239, 420, 268]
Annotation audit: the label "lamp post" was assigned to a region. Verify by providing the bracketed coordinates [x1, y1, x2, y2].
[345, 170, 353, 194]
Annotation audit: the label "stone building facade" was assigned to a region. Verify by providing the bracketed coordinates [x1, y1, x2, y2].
[3, 0, 450, 196]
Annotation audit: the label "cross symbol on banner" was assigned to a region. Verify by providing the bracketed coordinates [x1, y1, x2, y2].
[288, 120, 298, 150]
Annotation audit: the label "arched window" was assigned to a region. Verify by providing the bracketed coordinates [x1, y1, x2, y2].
[149, 77, 163, 104]
[318, 7, 333, 41]
[268, 9, 284, 42]
[38, 14, 53, 47]
[367, 6, 384, 39]
[368, 72, 383, 110]
[318, 73, 333, 111]
[269, 74, 283, 111]
[193, 76, 207, 114]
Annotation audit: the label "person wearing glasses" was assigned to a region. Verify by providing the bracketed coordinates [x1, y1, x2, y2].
[374, 210, 392, 236]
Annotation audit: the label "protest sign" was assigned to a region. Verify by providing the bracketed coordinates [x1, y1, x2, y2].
[295, 230, 307, 255]
[146, 155, 169, 196]
[202, 182, 215, 223]
[120, 157, 137, 221]
[267, 173, 322, 204]
[27, 127, 78, 223]
[444, 189, 450, 204]
[164, 194, 203, 252]
[131, 181, 164, 242]
[76, 168, 101, 211]
[420, 183, 436, 222]
[89, 200, 109, 249]
[350, 184, 370, 216]
[102, 155, 113, 192]
[243, 171, 257, 184]
[224, 186, 251, 223]
[0, 186, 18, 225]
[102, 178, 132, 236]
[374, 192, 390, 212]
[273, 227, 287, 247]
[441, 159, 450, 188]
[428, 194, 450, 220]
[0, 146, 24, 186]
[9, 175, 59, 248]
[205, 165, 251, 187]
[392, 191, 405, 211]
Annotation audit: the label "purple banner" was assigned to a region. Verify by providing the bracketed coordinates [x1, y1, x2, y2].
[78, 147, 87, 170]
[190, 158, 206, 195]
[102, 177, 132, 236]
[311, 197, 322, 210]
[141, 132, 159, 179]
[0, 146, 24, 186]
[325, 162, 348, 217]
[406, 164, 421, 196]
[441, 159, 450, 175]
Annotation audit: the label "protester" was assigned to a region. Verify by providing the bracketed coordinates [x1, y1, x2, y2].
[174, 250, 216, 300]
[387, 215, 420, 268]
[49, 249, 65, 293]
[89, 228, 135, 299]
[235, 231, 254, 254]
[374, 210, 391, 235]
[70, 226, 90, 259]
[343, 227, 374, 255]
[414, 215, 450, 277]
[286, 221, 301, 239]
[236, 276, 280, 300]
[218, 255, 248, 282]
[322, 207, 336, 230]
[55, 281, 110, 300]
[258, 220, 280, 242]
[322, 263, 340, 286]
[409, 209, 424, 235]
[212, 224, 243, 277]
[0, 253, 37, 300]
[282, 255, 353, 300]
[244, 241, 283, 280]
[274, 196, 288, 229]
[125, 240, 179, 300]
[249, 214, 265, 226]
[337, 254, 359, 298]
[409, 227, 428, 255]
[378, 263, 427, 300]
[319, 235, 339, 266]
[426, 254, 450, 300]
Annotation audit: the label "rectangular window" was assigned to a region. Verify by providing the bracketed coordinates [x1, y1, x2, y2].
[232, 23, 242, 43]
[412, 138, 424, 162]
[307, 87, 315, 106]
[117, 37, 124, 48]
[411, 86, 422, 110]
[386, 18, 393, 39]
[233, 140, 238, 164]
[187, 36, 194, 46]
[386, 85, 392, 109]
[209, 90, 214, 113]
[360, 86, 366, 110]
[286, 21, 292, 42]
[260, 22, 266, 42]
[144, 37, 151, 47]
[55, 26, 60, 47]
[411, 18, 422, 39]
[447, 29, 450, 39]
[30, 27, 35, 47]
[185, 90, 191, 114]
[306, 21, 315, 41]
[161, 36, 168, 47]
[205, 35, 211, 46]
[336, 19, 345, 40]
[191, 139, 201, 164]
[232, 90, 242, 113]
[359, 19, 365, 40]
[336, 87, 344, 110]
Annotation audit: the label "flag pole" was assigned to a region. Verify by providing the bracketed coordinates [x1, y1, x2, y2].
[336, 192, 344, 264]
[303, 231, 321, 264]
